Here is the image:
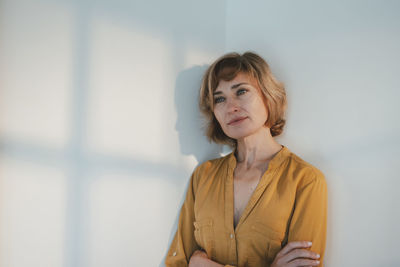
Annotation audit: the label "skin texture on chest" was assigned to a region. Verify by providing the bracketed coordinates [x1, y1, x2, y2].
[233, 162, 270, 228]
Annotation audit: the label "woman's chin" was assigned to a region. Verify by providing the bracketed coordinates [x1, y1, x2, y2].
[225, 125, 270, 141]
[226, 131, 253, 140]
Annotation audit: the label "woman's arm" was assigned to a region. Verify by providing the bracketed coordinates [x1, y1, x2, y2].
[270, 169, 327, 267]
[188, 250, 235, 267]
[165, 168, 201, 266]
[285, 169, 328, 266]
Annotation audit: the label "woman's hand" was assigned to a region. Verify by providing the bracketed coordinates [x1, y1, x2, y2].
[189, 250, 224, 267]
[271, 241, 321, 267]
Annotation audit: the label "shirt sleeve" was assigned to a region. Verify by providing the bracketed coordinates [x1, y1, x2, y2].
[286, 169, 328, 266]
[165, 166, 201, 267]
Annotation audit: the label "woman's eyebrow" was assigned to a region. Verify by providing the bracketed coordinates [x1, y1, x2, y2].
[213, 83, 249, 96]
[231, 82, 248, 89]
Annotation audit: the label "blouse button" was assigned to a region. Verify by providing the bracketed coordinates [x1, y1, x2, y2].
[172, 251, 177, 256]
[230, 233, 234, 239]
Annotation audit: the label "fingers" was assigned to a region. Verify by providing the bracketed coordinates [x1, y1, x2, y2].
[276, 241, 312, 257]
[287, 258, 320, 267]
[284, 248, 320, 263]
[274, 241, 320, 267]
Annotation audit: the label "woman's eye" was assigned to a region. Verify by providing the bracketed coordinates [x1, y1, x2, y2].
[214, 97, 225, 104]
[237, 89, 247, 96]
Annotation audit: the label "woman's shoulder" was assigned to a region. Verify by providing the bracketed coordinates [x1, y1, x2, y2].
[194, 152, 232, 175]
[284, 148, 326, 188]
[190, 153, 232, 185]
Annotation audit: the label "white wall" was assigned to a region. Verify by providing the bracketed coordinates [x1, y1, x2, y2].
[227, 1, 400, 266]
[0, 0, 225, 266]
[1, 0, 399, 266]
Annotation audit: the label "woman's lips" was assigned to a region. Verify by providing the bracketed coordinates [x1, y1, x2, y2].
[228, 117, 247, 125]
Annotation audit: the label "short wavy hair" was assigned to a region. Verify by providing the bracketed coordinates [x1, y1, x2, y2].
[199, 51, 287, 149]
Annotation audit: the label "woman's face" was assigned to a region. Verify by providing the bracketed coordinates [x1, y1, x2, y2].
[213, 72, 269, 140]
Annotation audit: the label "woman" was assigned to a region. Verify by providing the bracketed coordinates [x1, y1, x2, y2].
[165, 52, 327, 267]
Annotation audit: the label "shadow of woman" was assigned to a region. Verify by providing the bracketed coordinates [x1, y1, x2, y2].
[159, 65, 227, 266]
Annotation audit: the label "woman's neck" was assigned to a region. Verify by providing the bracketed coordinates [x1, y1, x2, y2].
[235, 127, 282, 169]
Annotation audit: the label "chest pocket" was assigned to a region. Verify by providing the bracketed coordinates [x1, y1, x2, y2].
[193, 218, 215, 258]
[246, 221, 284, 266]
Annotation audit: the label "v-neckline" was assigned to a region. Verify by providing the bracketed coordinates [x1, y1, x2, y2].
[230, 163, 271, 232]
[225, 145, 286, 233]
[232, 163, 267, 229]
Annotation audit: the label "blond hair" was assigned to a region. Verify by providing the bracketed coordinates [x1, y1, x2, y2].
[199, 51, 287, 149]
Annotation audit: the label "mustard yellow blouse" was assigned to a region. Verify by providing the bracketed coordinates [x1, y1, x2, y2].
[165, 145, 327, 267]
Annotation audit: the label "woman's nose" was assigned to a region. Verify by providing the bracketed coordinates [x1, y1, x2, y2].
[226, 98, 240, 112]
